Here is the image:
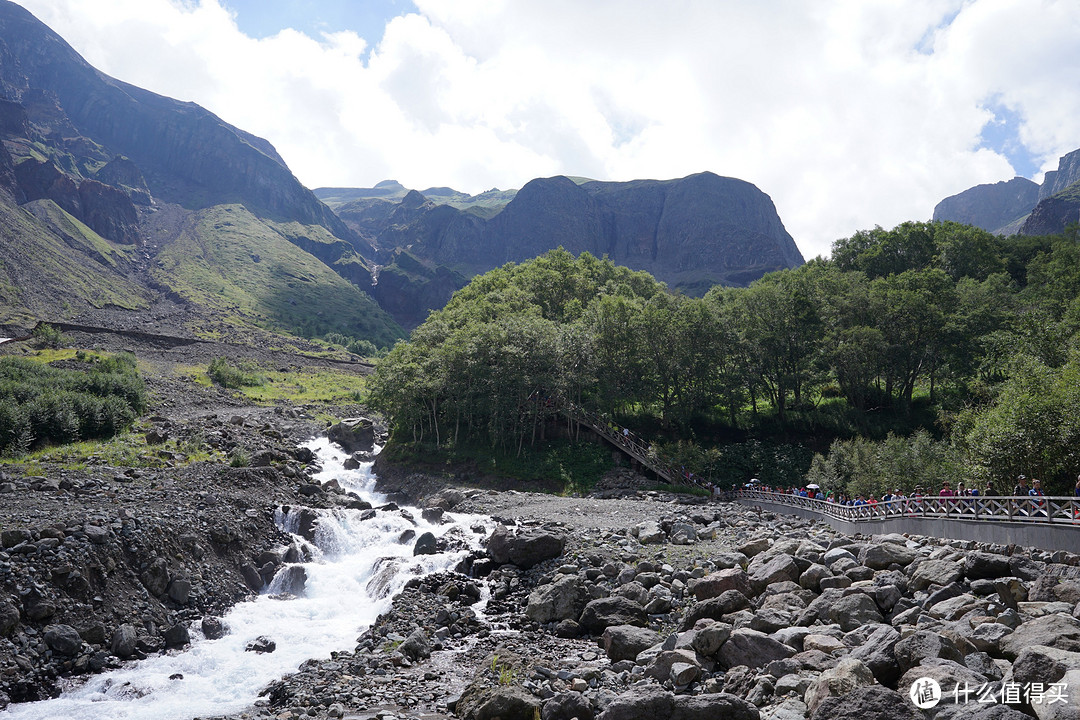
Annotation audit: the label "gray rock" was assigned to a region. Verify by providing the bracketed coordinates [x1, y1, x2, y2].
[910, 557, 964, 591]
[848, 624, 901, 686]
[827, 592, 882, 631]
[0, 601, 18, 637]
[399, 628, 432, 661]
[669, 523, 698, 545]
[999, 613, 1080, 660]
[898, 658, 989, 705]
[413, 531, 439, 556]
[634, 521, 665, 544]
[602, 624, 661, 662]
[690, 568, 752, 601]
[167, 577, 191, 604]
[468, 685, 539, 720]
[860, 543, 918, 569]
[894, 629, 964, 673]
[810, 685, 924, 720]
[643, 649, 699, 682]
[680, 589, 751, 630]
[140, 557, 170, 596]
[968, 622, 1013, 654]
[43, 624, 82, 656]
[747, 553, 801, 593]
[804, 657, 875, 715]
[245, 636, 276, 653]
[543, 691, 595, 720]
[487, 525, 566, 569]
[799, 563, 832, 592]
[527, 574, 590, 624]
[163, 623, 189, 648]
[717, 628, 795, 669]
[965, 551, 1012, 580]
[111, 624, 138, 658]
[326, 417, 375, 453]
[690, 621, 732, 656]
[598, 686, 757, 720]
[201, 616, 227, 639]
[579, 596, 647, 633]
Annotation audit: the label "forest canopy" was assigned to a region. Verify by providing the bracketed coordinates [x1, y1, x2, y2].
[369, 221, 1080, 497]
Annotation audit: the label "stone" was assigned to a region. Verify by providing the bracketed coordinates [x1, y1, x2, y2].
[738, 538, 771, 557]
[799, 563, 832, 592]
[467, 686, 539, 720]
[487, 525, 566, 569]
[597, 686, 757, 720]
[716, 628, 795, 669]
[965, 551, 1012, 580]
[140, 557, 170, 596]
[809, 685, 924, 720]
[827, 592, 882, 631]
[894, 630, 964, 673]
[634, 521, 665, 544]
[679, 590, 751, 630]
[602, 624, 661, 662]
[201, 616, 227, 640]
[910, 558, 964, 591]
[998, 613, 1080, 660]
[669, 523, 697, 545]
[167, 577, 191, 604]
[527, 574, 590, 624]
[968, 622, 1013, 654]
[0, 602, 18, 637]
[579, 596, 648, 633]
[413, 531, 439, 556]
[747, 553, 801, 593]
[643, 648, 699, 682]
[690, 621, 732, 656]
[43, 624, 82, 656]
[163, 623, 189, 648]
[111, 624, 138, 658]
[898, 658, 989, 705]
[860, 543, 918, 569]
[399, 628, 431, 661]
[803, 657, 875, 714]
[803, 634, 845, 654]
[245, 636, 276, 653]
[274, 565, 306, 595]
[543, 691, 595, 720]
[690, 568, 752, 601]
[326, 417, 375, 453]
[847, 624, 901, 686]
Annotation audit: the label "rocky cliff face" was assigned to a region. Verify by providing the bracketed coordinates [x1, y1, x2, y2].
[932, 177, 1039, 233]
[934, 147, 1080, 237]
[0, 1, 350, 243]
[360, 172, 804, 299]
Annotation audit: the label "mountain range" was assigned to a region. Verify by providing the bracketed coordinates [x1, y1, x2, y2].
[0, 1, 803, 342]
[933, 148, 1080, 236]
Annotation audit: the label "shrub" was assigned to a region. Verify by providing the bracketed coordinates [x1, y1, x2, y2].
[207, 358, 264, 389]
[31, 323, 67, 349]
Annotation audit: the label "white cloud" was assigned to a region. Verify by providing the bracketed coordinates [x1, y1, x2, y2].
[12, 0, 1080, 259]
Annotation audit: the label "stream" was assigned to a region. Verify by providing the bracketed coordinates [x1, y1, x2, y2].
[5, 437, 491, 720]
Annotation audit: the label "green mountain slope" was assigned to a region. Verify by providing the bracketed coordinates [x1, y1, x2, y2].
[152, 204, 402, 346]
[0, 194, 149, 328]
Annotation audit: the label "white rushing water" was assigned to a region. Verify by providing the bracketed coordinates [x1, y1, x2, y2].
[6, 437, 491, 720]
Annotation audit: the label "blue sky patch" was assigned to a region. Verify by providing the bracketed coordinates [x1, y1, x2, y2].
[222, 0, 415, 51]
[978, 97, 1040, 178]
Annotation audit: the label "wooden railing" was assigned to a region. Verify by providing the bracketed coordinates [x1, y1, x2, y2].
[561, 402, 697, 487]
[737, 488, 1080, 524]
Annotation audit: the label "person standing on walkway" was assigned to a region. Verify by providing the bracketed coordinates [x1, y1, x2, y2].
[1013, 475, 1029, 517]
[1030, 478, 1047, 518]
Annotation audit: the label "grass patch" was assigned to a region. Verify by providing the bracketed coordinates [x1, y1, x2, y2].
[183, 361, 366, 406]
[208, 357, 264, 389]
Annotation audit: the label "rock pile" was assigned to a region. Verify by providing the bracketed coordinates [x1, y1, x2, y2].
[246, 494, 1080, 720]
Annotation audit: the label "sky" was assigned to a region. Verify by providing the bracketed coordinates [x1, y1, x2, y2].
[12, 0, 1080, 260]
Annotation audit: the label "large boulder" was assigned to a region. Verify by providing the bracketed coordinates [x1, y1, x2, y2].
[894, 630, 964, 673]
[43, 624, 82, 656]
[527, 575, 590, 624]
[860, 543, 918, 570]
[964, 551, 1012, 580]
[910, 558, 964, 591]
[579, 596, 647, 634]
[999, 613, 1080, 661]
[747, 553, 801, 593]
[804, 657, 875, 715]
[690, 568, 752, 601]
[487, 525, 566, 569]
[810, 685, 924, 720]
[602, 624, 661, 662]
[827, 592, 883, 631]
[716, 628, 795, 670]
[326, 417, 376, 453]
[679, 590, 751, 630]
[847, 624, 901, 686]
[111, 624, 138, 658]
[597, 686, 758, 720]
[543, 691, 595, 720]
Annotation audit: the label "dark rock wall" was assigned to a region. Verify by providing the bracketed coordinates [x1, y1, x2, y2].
[932, 177, 1039, 233]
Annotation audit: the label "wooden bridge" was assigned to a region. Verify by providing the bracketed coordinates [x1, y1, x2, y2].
[561, 402, 699, 487]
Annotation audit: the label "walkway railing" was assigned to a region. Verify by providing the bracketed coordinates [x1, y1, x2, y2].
[560, 402, 692, 487]
[737, 488, 1080, 524]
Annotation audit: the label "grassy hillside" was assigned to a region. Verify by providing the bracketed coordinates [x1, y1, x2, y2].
[152, 204, 404, 346]
[0, 195, 150, 327]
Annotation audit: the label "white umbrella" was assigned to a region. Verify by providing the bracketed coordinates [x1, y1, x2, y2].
[806, 483, 820, 490]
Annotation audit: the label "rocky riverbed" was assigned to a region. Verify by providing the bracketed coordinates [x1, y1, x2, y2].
[4, 333, 1080, 720]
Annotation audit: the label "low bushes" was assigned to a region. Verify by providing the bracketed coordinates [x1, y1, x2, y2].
[0, 353, 146, 455]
